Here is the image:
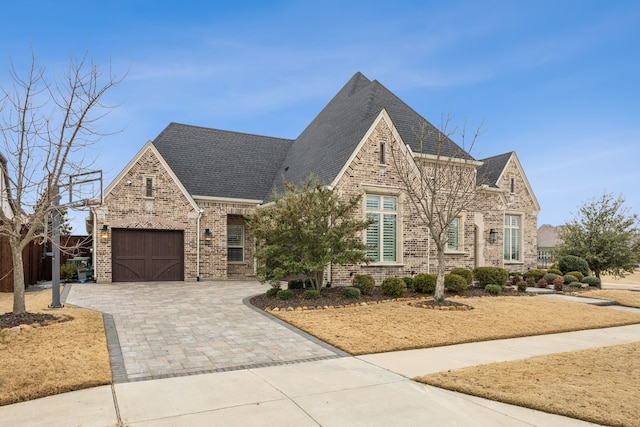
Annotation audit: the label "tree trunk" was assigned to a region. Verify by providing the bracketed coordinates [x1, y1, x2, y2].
[434, 248, 446, 300]
[312, 270, 324, 291]
[11, 237, 26, 314]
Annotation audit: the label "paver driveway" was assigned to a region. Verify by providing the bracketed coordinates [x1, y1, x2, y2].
[66, 281, 343, 382]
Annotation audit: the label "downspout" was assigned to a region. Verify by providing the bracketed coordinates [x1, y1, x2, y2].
[196, 208, 203, 281]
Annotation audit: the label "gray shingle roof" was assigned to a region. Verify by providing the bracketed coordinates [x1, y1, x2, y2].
[152, 123, 293, 200]
[151, 73, 477, 202]
[477, 151, 513, 188]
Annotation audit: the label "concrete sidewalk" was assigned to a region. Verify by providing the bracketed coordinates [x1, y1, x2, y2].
[5, 324, 638, 426]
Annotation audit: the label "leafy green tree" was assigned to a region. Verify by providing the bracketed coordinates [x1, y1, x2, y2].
[247, 177, 371, 291]
[555, 192, 639, 278]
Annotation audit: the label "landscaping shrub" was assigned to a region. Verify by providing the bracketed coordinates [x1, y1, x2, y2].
[473, 267, 508, 287]
[60, 263, 78, 281]
[536, 278, 548, 288]
[543, 273, 562, 284]
[341, 287, 361, 299]
[552, 277, 564, 291]
[352, 274, 375, 295]
[302, 289, 321, 300]
[511, 275, 527, 292]
[558, 255, 590, 277]
[381, 277, 407, 298]
[582, 276, 601, 288]
[445, 273, 468, 295]
[413, 273, 436, 293]
[569, 282, 583, 288]
[563, 274, 578, 285]
[547, 268, 563, 276]
[484, 284, 501, 295]
[266, 287, 280, 297]
[566, 271, 584, 282]
[276, 289, 294, 300]
[287, 279, 304, 290]
[524, 269, 547, 281]
[401, 276, 414, 291]
[450, 268, 473, 285]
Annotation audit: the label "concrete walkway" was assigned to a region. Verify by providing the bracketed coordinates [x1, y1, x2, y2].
[3, 282, 639, 426]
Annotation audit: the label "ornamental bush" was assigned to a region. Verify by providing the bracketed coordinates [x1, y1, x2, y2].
[473, 267, 509, 287]
[485, 284, 501, 295]
[413, 273, 437, 293]
[341, 287, 361, 299]
[402, 276, 414, 291]
[352, 274, 375, 295]
[511, 275, 527, 292]
[558, 255, 590, 277]
[582, 276, 601, 288]
[563, 274, 578, 285]
[566, 271, 584, 282]
[302, 290, 321, 300]
[524, 269, 547, 281]
[445, 273, 468, 295]
[381, 277, 407, 298]
[543, 273, 562, 284]
[547, 268, 563, 276]
[266, 287, 280, 297]
[552, 277, 564, 291]
[287, 279, 304, 290]
[536, 278, 548, 288]
[276, 289, 294, 300]
[450, 268, 473, 285]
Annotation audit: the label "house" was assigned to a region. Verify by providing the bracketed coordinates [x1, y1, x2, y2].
[92, 72, 539, 283]
[537, 224, 562, 268]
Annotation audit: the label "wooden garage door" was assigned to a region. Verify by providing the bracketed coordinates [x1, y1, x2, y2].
[112, 229, 184, 282]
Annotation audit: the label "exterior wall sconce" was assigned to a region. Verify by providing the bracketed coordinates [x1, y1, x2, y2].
[489, 229, 497, 244]
[100, 225, 109, 241]
[204, 228, 212, 242]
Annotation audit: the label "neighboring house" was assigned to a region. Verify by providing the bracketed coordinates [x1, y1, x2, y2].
[93, 72, 540, 283]
[537, 224, 562, 268]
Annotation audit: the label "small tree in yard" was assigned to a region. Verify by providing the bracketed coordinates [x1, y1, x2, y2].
[390, 115, 483, 300]
[555, 192, 639, 278]
[0, 53, 121, 314]
[247, 177, 371, 291]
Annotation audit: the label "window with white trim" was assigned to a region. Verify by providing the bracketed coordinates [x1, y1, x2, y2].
[366, 195, 397, 262]
[504, 215, 521, 261]
[447, 218, 460, 251]
[227, 225, 244, 262]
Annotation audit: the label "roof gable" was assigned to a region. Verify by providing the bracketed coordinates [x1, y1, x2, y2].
[478, 152, 513, 188]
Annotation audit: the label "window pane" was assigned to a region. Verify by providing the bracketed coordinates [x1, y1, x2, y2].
[227, 226, 243, 247]
[227, 247, 243, 262]
[366, 213, 380, 261]
[448, 218, 459, 251]
[383, 196, 396, 211]
[366, 195, 380, 211]
[382, 214, 396, 262]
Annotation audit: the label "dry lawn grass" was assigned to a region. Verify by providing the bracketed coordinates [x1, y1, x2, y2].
[0, 289, 111, 406]
[577, 289, 640, 308]
[273, 296, 640, 355]
[416, 342, 640, 427]
[601, 269, 640, 285]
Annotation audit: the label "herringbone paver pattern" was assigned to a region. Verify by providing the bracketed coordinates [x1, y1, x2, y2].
[66, 281, 342, 382]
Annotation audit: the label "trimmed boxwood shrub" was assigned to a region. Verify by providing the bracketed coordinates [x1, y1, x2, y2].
[445, 273, 468, 295]
[276, 289, 294, 300]
[450, 268, 473, 286]
[543, 273, 562, 284]
[570, 282, 584, 288]
[266, 287, 280, 297]
[402, 276, 414, 291]
[287, 279, 304, 290]
[485, 284, 501, 295]
[473, 267, 508, 287]
[582, 276, 601, 288]
[566, 271, 584, 282]
[563, 274, 578, 285]
[341, 287, 361, 299]
[352, 274, 375, 295]
[547, 268, 563, 276]
[381, 277, 407, 298]
[302, 289, 321, 300]
[413, 273, 437, 293]
[558, 255, 590, 277]
[524, 269, 547, 281]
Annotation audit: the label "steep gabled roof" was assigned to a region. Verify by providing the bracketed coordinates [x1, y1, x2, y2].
[271, 72, 473, 195]
[477, 151, 513, 188]
[153, 123, 293, 201]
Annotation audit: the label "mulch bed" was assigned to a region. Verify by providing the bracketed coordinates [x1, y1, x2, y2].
[0, 312, 59, 329]
[250, 285, 529, 311]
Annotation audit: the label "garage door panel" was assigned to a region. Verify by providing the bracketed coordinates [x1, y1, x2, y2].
[112, 229, 184, 282]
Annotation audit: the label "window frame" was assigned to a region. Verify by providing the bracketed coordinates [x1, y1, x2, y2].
[446, 217, 460, 252]
[504, 214, 522, 263]
[227, 224, 244, 263]
[365, 194, 398, 263]
[143, 176, 155, 198]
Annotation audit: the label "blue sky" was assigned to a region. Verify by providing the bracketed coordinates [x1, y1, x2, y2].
[2, 0, 639, 231]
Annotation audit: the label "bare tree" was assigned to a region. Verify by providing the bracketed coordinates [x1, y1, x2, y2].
[389, 115, 483, 300]
[0, 53, 121, 314]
